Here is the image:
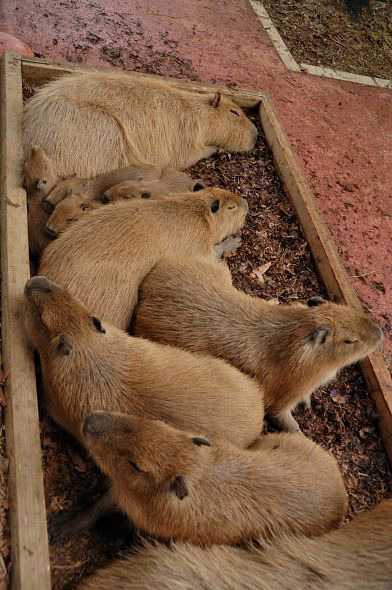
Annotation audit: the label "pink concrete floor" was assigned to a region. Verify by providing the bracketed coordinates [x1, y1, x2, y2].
[1, 0, 391, 363]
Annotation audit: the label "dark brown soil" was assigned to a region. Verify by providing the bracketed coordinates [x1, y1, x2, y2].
[259, 0, 392, 80]
[20, 89, 392, 588]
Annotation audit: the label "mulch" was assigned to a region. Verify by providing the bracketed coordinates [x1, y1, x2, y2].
[259, 0, 392, 80]
[2, 87, 389, 590]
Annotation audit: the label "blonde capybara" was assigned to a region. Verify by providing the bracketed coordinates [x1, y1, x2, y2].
[23, 71, 258, 177]
[22, 146, 59, 258]
[135, 257, 383, 432]
[24, 276, 264, 447]
[61, 410, 346, 545]
[39, 189, 248, 329]
[45, 168, 205, 237]
[77, 499, 392, 590]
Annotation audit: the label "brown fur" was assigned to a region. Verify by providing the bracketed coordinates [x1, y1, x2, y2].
[23, 71, 258, 177]
[45, 168, 205, 237]
[24, 276, 264, 446]
[22, 146, 59, 257]
[44, 163, 161, 208]
[135, 257, 383, 432]
[77, 499, 392, 590]
[39, 189, 248, 329]
[79, 411, 346, 545]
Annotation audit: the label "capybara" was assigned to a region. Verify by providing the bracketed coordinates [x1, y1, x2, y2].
[135, 257, 383, 432]
[23, 71, 258, 177]
[39, 189, 248, 329]
[57, 410, 346, 545]
[43, 163, 162, 211]
[77, 499, 392, 590]
[22, 146, 59, 258]
[24, 276, 264, 446]
[45, 168, 205, 237]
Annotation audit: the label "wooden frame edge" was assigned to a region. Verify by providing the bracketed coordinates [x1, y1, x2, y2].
[0, 52, 51, 590]
[259, 96, 392, 463]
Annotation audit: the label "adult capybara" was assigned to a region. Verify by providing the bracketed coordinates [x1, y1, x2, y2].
[45, 168, 205, 237]
[23, 71, 258, 177]
[51, 410, 346, 544]
[135, 257, 383, 432]
[39, 189, 248, 329]
[77, 499, 392, 590]
[22, 146, 59, 258]
[24, 276, 264, 446]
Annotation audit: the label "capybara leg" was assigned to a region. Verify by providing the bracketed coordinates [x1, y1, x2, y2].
[48, 489, 118, 543]
[187, 145, 217, 168]
[214, 235, 242, 258]
[269, 409, 301, 434]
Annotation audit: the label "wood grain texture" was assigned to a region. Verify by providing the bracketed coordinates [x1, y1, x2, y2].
[259, 96, 392, 463]
[0, 51, 51, 590]
[21, 56, 264, 107]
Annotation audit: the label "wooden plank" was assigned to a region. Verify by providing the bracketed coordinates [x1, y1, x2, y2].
[21, 56, 264, 108]
[0, 52, 51, 590]
[259, 96, 392, 463]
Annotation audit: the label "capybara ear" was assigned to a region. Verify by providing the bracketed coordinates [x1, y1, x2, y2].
[307, 296, 326, 307]
[81, 202, 90, 211]
[170, 476, 189, 500]
[43, 199, 55, 214]
[101, 191, 113, 204]
[91, 316, 106, 334]
[193, 180, 205, 192]
[210, 199, 220, 213]
[192, 437, 211, 447]
[36, 179, 47, 191]
[54, 333, 73, 356]
[311, 325, 331, 346]
[210, 92, 221, 108]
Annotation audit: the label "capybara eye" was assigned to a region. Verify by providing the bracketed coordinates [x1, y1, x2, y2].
[67, 217, 76, 223]
[210, 199, 220, 213]
[229, 109, 240, 117]
[141, 191, 151, 199]
[192, 437, 211, 447]
[80, 202, 90, 211]
[344, 338, 358, 344]
[128, 460, 143, 473]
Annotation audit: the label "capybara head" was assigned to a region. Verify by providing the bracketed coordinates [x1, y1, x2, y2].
[44, 177, 89, 212]
[22, 146, 58, 195]
[103, 172, 205, 203]
[83, 411, 211, 499]
[267, 298, 383, 388]
[187, 187, 248, 243]
[46, 193, 91, 237]
[24, 276, 105, 353]
[204, 92, 257, 152]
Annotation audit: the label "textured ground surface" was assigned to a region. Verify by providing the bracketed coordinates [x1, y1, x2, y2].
[261, 0, 392, 80]
[0, 0, 391, 587]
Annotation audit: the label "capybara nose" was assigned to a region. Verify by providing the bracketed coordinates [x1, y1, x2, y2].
[43, 199, 55, 214]
[193, 180, 206, 192]
[24, 276, 53, 296]
[46, 225, 58, 238]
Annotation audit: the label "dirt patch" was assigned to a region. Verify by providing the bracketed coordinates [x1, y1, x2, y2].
[258, 0, 392, 80]
[20, 86, 391, 587]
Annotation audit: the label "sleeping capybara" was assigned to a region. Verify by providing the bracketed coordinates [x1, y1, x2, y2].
[24, 71, 257, 177]
[39, 189, 248, 329]
[135, 256, 383, 432]
[77, 499, 392, 590]
[50, 410, 346, 544]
